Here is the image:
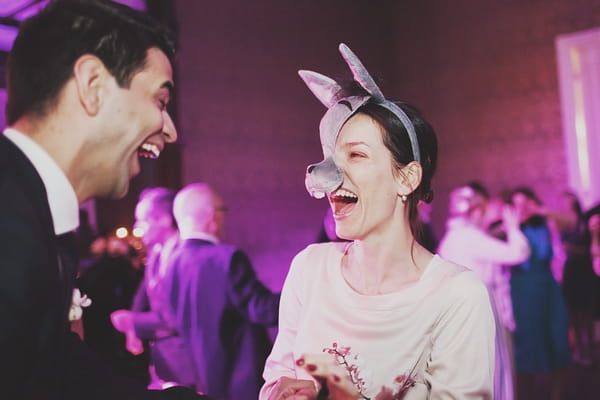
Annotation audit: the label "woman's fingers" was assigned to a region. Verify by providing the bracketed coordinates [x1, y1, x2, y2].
[298, 354, 360, 400]
[271, 376, 318, 400]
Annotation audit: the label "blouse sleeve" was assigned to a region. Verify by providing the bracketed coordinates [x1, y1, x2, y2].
[470, 226, 530, 266]
[426, 271, 495, 399]
[259, 247, 311, 400]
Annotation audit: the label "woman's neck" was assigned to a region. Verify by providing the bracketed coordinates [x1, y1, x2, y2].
[343, 230, 432, 295]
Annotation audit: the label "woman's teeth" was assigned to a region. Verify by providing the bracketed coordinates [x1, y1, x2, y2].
[333, 188, 358, 200]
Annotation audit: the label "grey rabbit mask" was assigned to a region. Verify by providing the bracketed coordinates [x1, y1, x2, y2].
[299, 43, 421, 199]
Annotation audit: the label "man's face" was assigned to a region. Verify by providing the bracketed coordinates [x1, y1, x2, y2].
[211, 193, 227, 239]
[134, 198, 171, 247]
[93, 48, 177, 199]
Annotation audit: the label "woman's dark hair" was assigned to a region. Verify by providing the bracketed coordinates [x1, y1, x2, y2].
[358, 101, 438, 238]
[334, 80, 438, 238]
[6, 0, 176, 125]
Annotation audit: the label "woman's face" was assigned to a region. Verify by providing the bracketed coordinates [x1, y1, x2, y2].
[328, 113, 403, 240]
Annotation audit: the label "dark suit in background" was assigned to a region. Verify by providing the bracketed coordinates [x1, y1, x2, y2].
[131, 243, 197, 388]
[78, 252, 146, 381]
[161, 238, 280, 400]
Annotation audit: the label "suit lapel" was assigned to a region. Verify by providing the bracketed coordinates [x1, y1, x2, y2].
[1, 135, 72, 322]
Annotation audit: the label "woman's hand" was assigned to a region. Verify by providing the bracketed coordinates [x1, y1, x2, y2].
[267, 376, 318, 400]
[297, 354, 361, 400]
[267, 353, 363, 399]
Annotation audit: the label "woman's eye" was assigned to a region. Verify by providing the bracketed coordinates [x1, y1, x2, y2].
[350, 152, 365, 158]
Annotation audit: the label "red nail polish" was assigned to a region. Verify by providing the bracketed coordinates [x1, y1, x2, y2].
[306, 363, 317, 372]
[333, 374, 341, 382]
[296, 358, 305, 366]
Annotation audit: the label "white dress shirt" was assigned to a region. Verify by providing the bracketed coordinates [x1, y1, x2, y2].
[4, 128, 78, 234]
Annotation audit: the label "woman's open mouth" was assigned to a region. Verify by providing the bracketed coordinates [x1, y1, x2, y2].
[329, 188, 358, 217]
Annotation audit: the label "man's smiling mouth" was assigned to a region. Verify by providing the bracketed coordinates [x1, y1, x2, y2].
[138, 142, 161, 159]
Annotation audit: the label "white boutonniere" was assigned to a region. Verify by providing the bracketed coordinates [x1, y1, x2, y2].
[69, 288, 92, 321]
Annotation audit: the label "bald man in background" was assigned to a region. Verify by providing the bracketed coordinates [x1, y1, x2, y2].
[160, 183, 280, 399]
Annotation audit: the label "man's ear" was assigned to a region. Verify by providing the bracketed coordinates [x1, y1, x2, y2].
[72, 55, 109, 116]
[396, 161, 423, 197]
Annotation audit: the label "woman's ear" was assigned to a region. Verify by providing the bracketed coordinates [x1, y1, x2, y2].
[72, 54, 108, 116]
[396, 161, 423, 197]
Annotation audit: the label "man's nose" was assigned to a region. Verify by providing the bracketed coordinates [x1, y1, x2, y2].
[162, 110, 178, 143]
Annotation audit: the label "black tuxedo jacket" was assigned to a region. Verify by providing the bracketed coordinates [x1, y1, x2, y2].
[0, 134, 204, 400]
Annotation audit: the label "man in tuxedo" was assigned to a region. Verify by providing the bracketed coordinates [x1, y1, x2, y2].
[0, 1, 205, 399]
[159, 183, 280, 399]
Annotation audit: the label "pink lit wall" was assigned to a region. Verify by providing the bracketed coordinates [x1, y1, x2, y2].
[174, 0, 600, 289]
[390, 0, 600, 237]
[174, 1, 396, 289]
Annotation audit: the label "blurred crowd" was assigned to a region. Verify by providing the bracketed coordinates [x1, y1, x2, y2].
[71, 181, 600, 400]
[431, 183, 599, 400]
[71, 184, 280, 400]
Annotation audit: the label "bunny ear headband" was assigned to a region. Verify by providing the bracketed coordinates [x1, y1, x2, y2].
[299, 43, 421, 199]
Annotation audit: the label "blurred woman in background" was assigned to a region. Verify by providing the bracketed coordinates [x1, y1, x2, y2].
[438, 182, 530, 400]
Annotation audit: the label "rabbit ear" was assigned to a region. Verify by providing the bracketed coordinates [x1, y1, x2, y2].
[339, 43, 384, 101]
[298, 70, 342, 108]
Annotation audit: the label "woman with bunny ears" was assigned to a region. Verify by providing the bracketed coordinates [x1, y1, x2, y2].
[260, 44, 495, 400]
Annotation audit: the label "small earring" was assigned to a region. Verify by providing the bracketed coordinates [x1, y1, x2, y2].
[400, 194, 408, 203]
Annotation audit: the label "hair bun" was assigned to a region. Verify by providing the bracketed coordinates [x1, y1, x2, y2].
[422, 189, 434, 204]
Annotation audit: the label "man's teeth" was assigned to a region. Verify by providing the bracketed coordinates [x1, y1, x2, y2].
[140, 143, 160, 159]
[333, 189, 358, 199]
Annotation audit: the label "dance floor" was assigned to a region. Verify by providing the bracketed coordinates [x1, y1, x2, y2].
[533, 346, 600, 400]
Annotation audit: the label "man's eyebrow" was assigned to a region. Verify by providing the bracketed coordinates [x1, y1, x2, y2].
[161, 81, 175, 97]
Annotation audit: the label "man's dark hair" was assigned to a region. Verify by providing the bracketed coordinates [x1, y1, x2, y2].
[6, 0, 176, 125]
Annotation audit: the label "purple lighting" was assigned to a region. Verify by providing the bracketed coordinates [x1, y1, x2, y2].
[0, 0, 145, 52]
[0, 24, 16, 52]
[0, 0, 50, 51]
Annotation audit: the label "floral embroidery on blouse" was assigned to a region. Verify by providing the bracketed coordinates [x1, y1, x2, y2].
[323, 342, 370, 398]
[323, 342, 417, 400]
